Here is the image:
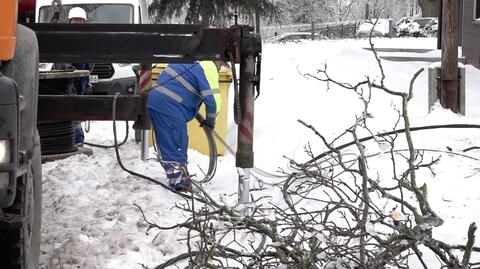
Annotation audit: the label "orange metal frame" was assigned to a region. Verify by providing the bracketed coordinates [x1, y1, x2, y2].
[0, 0, 17, 61]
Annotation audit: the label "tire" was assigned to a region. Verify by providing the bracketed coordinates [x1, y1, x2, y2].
[0, 145, 42, 269]
[25, 137, 42, 269]
[0, 24, 42, 269]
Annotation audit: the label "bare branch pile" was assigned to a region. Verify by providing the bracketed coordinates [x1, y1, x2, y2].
[138, 37, 478, 269]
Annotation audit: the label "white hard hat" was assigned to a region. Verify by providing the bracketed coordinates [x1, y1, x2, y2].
[68, 7, 87, 20]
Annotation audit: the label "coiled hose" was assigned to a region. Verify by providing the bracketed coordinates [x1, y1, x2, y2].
[193, 114, 218, 183]
[83, 121, 129, 148]
[109, 93, 217, 197]
[148, 114, 217, 183]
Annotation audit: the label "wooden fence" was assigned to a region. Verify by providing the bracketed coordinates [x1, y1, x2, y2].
[261, 22, 360, 40]
[312, 22, 359, 39]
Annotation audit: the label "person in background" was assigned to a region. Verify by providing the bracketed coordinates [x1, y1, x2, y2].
[68, 7, 92, 146]
[147, 61, 225, 192]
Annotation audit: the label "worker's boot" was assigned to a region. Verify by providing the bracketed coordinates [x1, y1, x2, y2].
[169, 177, 192, 192]
[167, 166, 192, 192]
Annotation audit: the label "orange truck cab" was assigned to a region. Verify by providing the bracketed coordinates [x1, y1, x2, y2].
[0, 0, 18, 61]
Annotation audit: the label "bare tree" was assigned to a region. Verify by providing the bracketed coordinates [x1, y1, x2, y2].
[324, 0, 360, 23]
[279, 0, 327, 24]
[360, 0, 421, 20]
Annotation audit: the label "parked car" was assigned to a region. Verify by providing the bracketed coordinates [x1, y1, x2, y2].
[356, 19, 391, 38]
[413, 17, 437, 30]
[266, 32, 323, 43]
[423, 18, 439, 37]
[35, 0, 150, 95]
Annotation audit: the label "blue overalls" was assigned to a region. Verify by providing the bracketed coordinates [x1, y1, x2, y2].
[147, 61, 221, 190]
[72, 63, 91, 145]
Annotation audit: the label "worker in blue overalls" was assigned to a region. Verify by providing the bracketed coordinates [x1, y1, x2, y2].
[67, 7, 92, 146]
[147, 61, 224, 192]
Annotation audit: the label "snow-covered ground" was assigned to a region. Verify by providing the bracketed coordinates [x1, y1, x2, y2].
[39, 37, 480, 268]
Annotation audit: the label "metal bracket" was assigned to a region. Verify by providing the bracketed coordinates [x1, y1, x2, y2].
[37, 95, 149, 128]
[28, 23, 239, 63]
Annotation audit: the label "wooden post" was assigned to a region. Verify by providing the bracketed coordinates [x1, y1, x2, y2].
[311, 21, 315, 40]
[440, 0, 460, 113]
[255, 9, 260, 34]
[437, 0, 443, 49]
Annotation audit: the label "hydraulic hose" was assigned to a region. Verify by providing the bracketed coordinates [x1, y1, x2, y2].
[110, 93, 204, 201]
[206, 122, 287, 180]
[194, 114, 218, 183]
[228, 51, 242, 125]
[303, 123, 480, 167]
[148, 113, 218, 184]
[109, 93, 225, 206]
[83, 121, 129, 148]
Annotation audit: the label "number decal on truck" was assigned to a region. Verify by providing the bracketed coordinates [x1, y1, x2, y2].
[89, 75, 99, 84]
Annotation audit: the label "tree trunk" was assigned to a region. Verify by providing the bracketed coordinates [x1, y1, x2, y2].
[255, 9, 261, 34]
[311, 21, 315, 40]
[440, 0, 459, 113]
[199, 0, 209, 27]
[418, 0, 440, 17]
[365, 3, 369, 20]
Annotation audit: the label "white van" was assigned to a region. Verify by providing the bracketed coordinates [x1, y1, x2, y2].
[35, 0, 150, 95]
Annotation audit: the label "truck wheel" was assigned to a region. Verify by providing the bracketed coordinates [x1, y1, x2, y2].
[0, 144, 42, 269]
[0, 24, 42, 269]
[23, 137, 42, 269]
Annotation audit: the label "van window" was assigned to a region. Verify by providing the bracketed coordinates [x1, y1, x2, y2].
[39, 4, 134, 23]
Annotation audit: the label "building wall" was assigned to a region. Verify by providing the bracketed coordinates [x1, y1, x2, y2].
[463, 0, 480, 67]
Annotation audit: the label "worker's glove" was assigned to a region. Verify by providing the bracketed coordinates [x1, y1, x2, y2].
[200, 118, 215, 129]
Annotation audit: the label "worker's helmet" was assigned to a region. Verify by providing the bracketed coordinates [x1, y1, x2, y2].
[68, 7, 87, 20]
